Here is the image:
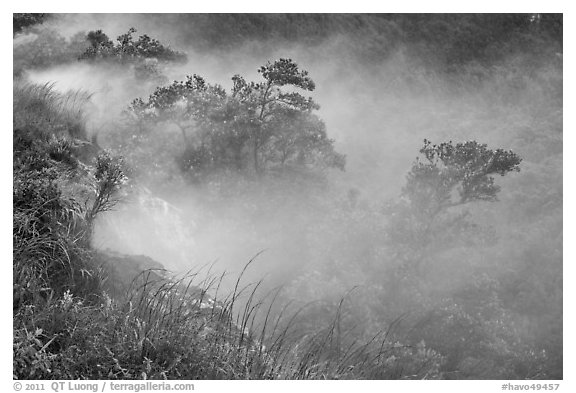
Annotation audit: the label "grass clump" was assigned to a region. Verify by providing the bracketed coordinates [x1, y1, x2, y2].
[15, 263, 444, 379]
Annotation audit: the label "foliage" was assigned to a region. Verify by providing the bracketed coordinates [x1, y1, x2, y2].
[13, 83, 126, 307]
[407, 274, 552, 379]
[14, 14, 562, 81]
[80, 28, 186, 68]
[383, 140, 522, 273]
[119, 14, 561, 70]
[13, 262, 444, 380]
[124, 58, 345, 181]
[13, 13, 47, 36]
[76, 28, 186, 83]
[403, 139, 521, 218]
[13, 82, 90, 141]
[13, 28, 89, 75]
[13, 15, 562, 379]
[284, 138, 553, 380]
[12, 80, 435, 381]
[86, 151, 127, 226]
[14, 26, 185, 83]
[382, 14, 562, 68]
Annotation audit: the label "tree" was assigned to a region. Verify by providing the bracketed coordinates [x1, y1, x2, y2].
[80, 28, 187, 64]
[382, 14, 562, 68]
[381, 140, 557, 379]
[13, 29, 90, 75]
[404, 139, 521, 217]
[386, 139, 521, 274]
[13, 13, 46, 36]
[79, 28, 186, 83]
[124, 58, 345, 179]
[85, 150, 127, 230]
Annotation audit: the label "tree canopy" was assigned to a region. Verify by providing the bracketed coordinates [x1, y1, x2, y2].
[13, 13, 47, 36]
[403, 139, 522, 217]
[124, 58, 345, 180]
[80, 27, 187, 64]
[384, 140, 522, 275]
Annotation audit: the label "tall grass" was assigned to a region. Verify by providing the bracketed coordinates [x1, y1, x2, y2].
[70, 259, 444, 380]
[14, 82, 92, 141]
[14, 248, 444, 379]
[13, 82, 101, 306]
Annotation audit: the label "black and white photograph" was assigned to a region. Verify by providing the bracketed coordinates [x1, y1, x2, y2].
[11, 8, 565, 385]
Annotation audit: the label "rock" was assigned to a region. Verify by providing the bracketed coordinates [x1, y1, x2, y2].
[94, 249, 261, 352]
[95, 249, 169, 299]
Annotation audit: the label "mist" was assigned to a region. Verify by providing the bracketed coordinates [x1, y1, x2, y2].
[14, 14, 562, 379]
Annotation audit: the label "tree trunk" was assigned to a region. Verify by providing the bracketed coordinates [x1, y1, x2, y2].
[175, 122, 189, 147]
[253, 137, 259, 173]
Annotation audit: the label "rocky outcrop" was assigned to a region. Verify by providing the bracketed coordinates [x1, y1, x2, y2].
[95, 249, 169, 299]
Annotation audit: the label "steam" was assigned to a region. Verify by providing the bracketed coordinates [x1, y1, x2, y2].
[17, 14, 561, 314]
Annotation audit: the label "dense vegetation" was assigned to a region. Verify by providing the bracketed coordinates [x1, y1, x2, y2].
[11, 82, 444, 379]
[13, 14, 562, 380]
